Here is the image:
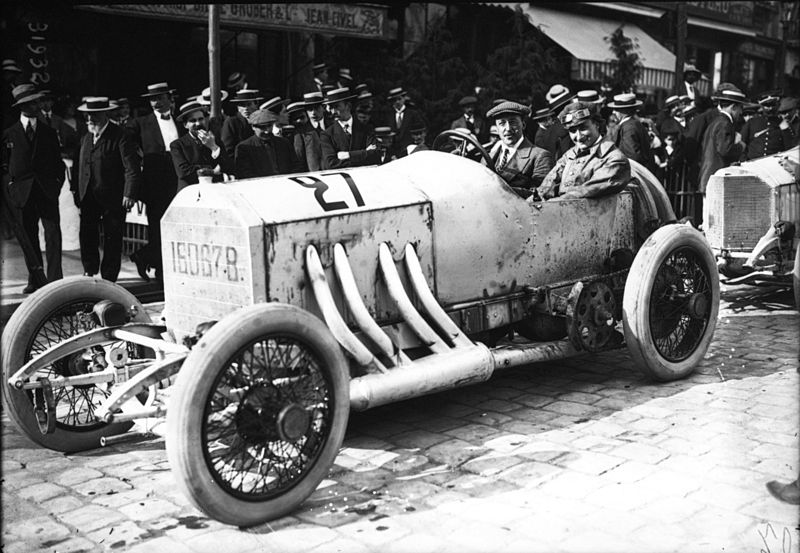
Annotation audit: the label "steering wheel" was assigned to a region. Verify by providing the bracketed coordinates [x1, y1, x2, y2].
[432, 129, 495, 172]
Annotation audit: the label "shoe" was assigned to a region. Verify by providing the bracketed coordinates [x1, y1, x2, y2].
[22, 284, 37, 294]
[766, 480, 800, 505]
[130, 251, 150, 282]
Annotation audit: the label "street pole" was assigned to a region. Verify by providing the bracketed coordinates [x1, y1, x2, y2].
[674, 2, 687, 95]
[208, 4, 221, 120]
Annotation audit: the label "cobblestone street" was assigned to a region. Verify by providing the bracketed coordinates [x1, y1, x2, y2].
[2, 284, 798, 553]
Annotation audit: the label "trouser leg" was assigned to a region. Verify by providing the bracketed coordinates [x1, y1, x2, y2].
[32, 184, 63, 281]
[100, 204, 125, 282]
[79, 191, 102, 275]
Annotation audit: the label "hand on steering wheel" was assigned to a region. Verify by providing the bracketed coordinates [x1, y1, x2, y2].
[432, 129, 495, 172]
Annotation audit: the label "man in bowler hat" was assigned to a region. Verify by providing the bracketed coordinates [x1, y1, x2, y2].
[2, 84, 65, 291]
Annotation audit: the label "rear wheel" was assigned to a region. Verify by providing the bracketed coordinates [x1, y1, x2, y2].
[166, 303, 350, 527]
[1, 277, 151, 451]
[623, 225, 719, 381]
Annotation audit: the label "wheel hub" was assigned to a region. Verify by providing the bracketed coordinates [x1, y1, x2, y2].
[686, 293, 708, 319]
[277, 404, 311, 441]
[566, 281, 618, 352]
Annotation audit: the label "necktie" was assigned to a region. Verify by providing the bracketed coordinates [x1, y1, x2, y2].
[498, 148, 509, 169]
[44, 113, 52, 126]
[396, 111, 403, 128]
[343, 124, 350, 139]
[25, 122, 34, 142]
[160, 113, 171, 121]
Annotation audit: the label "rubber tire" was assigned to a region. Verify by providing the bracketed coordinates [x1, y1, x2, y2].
[1, 276, 151, 452]
[166, 303, 350, 527]
[623, 224, 720, 381]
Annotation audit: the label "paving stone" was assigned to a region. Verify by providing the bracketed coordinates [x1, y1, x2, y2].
[495, 461, 562, 488]
[87, 520, 149, 549]
[540, 399, 601, 417]
[424, 438, 488, 468]
[118, 497, 182, 522]
[465, 410, 514, 426]
[50, 467, 104, 487]
[3, 514, 71, 542]
[552, 450, 625, 475]
[389, 429, 449, 450]
[307, 537, 374, 553]
[57, 504, 126, 533]
[2, 470, 45, 491]
[442, 422, 502, 444]
[124, 535, 197, 553]
[462, 453, 523, 477]
[41, 495, 85, 515]
[612, 441, 670, 464]
[17, 482, 67, 503]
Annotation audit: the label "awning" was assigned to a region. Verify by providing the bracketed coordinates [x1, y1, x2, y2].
[508, 3, 678, 90]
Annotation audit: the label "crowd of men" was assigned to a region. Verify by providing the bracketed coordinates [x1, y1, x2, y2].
[2, 57, 799, 293]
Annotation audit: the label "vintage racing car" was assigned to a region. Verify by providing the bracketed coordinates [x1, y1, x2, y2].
[2, 131, 719, 526]
[705, 145, 799, 307]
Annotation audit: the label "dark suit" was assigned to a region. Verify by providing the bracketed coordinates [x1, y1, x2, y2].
[389, 107, 423, 158]
[613, 117, 652, 168]
[489, 138, 553, 190]
[2, 119, 65, 284]
[294, 121, 326, 172]
[320, 119, 380, 169]
[740, 115, 787, 160]
[451, 113, 489, 144]
[220, 112, 253, 157]
[534, 121, 573, 161]
[75, 122, 142, 281]
[699, 111, 744, 193]
[170, 133, 235, 192]
[234, 134, 300, 179]
[127, 112, 184, 274]
[40, 112, 79, 161]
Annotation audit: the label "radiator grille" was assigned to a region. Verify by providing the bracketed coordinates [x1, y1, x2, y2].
[706, 174, 772, 250]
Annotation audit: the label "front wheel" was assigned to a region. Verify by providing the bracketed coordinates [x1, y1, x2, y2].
[1, 277, 151, 452]
[623, 225, 719, 381]
[165, 303, 350, 527]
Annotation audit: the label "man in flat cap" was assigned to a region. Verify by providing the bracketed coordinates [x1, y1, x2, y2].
[387, 87, 423, 158]
[2, 84, 65, 291]
[170, 100, 233, 192]
[126, 82, 184, 281]
[450, 96, 489, 144]
[74, 97, 142, 282]
[320, 87, 380, 169]
[537, 102, 630, 200]
[295, 92, 327, 172]
[485, 101, 552, 196]
[221, 89, 263, 158]
[235, 109, 300, 179]
[534, 84, 574, 160]
[740, 91, 791, 160]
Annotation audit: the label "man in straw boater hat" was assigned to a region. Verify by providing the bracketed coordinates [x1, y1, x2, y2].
[386, 86, 423, 159]
[682, 63, 703, 101]
[313, 62, 329, 94]
[169, 99, 233, 192]
[2, 59, 25, 117]
[537, 101, 630, 200]
[484, 100, 553, 196]
[294, 91, 327, 172]
[606, 92, 652, 169]
[320, 86, 380, 169]
[221, 88, 263, 157]
[74, 97, 142, 282]
[373, 126, 397, 164]
[224, 71, 247, 116]
[126, 82, 184, 281]
[196, 86, 229, 138]
[695, 83, 749, 226]
[534, 84, 575, 160]
[234, 109, 300, 179]
[2, 83, 65, 292]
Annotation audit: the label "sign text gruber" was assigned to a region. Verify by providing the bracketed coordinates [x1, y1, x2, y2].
[82, 4, 391, 39]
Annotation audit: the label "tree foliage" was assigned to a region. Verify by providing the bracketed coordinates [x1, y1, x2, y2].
[603, 27, 643, 95]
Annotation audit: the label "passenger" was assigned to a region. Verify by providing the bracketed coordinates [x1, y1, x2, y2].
[485, 101, 553, 195]
[536, 101, 631, 200]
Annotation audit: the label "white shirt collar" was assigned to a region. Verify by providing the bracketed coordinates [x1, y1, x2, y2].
[719, 108, 734, 123]
[618, 115, 632, 125]
[502, 135, 525, 157]
[396, 105, 406, 114]
[339, 117, 353, 131]
[20, 113, 37, 128]
[93, 121, 110, 143]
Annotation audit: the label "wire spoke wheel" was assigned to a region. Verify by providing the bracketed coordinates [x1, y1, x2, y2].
[623, 225, 719, 381]
[1, 277, 150, 451]
[203, 335, 333, 500]
[167, 303, 349, 527]
[649, 247, 713, 362]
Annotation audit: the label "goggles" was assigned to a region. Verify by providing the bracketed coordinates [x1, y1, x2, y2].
[559, 108, 591, 126]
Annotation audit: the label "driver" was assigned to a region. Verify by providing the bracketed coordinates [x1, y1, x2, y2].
[535, 101, 630, 200]
[484, 101, 553, 193]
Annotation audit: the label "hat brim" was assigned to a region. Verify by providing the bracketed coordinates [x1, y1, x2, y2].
[77, 101, 118, 112]
[710, 95, 748, 104]
[230, 97, 264, 104]
[141, 90, 173, 98]
[12, 92, 45, 107]
[197, 90, 230, 105]
[607, 100, 643, 110]
[548, 94, 576, 112]
[324, 94, 357, 105]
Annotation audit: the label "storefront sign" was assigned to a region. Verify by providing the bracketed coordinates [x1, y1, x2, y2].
[738, 41, 776, 60]
[685, 1, 754, 28]
[78, 4, 393, 39]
